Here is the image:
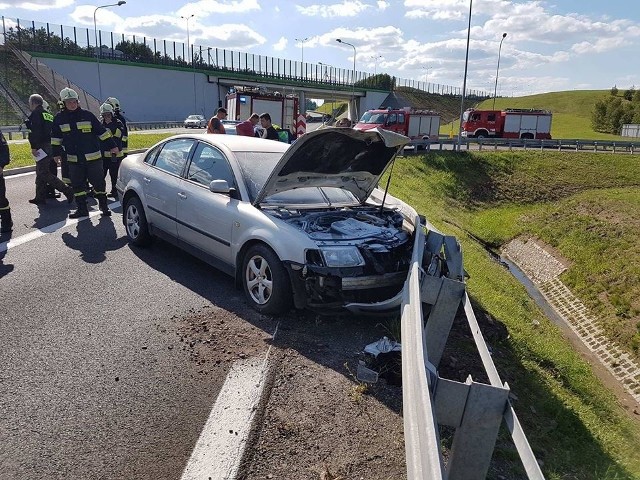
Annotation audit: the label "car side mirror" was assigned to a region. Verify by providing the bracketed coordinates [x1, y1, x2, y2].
[209, 179, 230, 193]
[209, 179, 238, 198]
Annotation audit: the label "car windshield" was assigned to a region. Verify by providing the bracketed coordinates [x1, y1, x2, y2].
[235, 151, 359, 206]
[359, 112, 387, 125]
[187, 115, 201, 120]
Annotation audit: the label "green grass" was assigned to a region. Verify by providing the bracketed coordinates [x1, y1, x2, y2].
[388, 149, 640, 478]
[6, 132, 172, 169]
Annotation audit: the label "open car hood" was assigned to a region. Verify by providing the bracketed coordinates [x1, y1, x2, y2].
[253, 128, 409, 206]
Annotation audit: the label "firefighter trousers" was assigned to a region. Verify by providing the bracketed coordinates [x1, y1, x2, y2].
[0, 172, 11, 232]
[34, 156, 70, 201]
[103, 156, 121, 193]
[69, 160, 107, 200]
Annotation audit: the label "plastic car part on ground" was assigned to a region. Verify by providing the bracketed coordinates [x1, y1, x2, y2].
[363, 336, 402, 357]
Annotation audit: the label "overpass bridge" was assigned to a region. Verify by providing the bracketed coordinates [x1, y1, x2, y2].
[1, 15, 489, 123]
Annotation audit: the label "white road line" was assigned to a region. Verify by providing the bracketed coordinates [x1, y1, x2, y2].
[181, 323, 279, 480]
[0, 201, 121, 254]
[4, 170, 35, 179]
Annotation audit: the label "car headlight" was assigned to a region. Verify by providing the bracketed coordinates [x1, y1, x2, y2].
[319, 246, 365, 267]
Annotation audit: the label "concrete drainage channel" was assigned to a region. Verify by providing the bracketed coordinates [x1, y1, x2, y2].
[502, 238, 640, 405]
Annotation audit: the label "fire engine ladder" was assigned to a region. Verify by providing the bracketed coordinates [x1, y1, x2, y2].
[6, 42, 101, 114]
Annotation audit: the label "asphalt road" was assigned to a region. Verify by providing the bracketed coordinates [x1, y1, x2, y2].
[0, 171, 276, 479]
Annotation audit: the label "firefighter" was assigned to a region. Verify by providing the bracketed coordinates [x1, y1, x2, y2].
[55, 100, 72, 188]
[99, 103, 126, 197]
[42, 100, 60, 199]
[105, 97, 128, 156]
[26, 94, 74, 205]
[0, 129, 12, 233]
[51, 88, 118, 218]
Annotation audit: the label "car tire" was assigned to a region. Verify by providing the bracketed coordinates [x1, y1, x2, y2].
[124, 195, 152, 247]
[242, 244, 292, 315]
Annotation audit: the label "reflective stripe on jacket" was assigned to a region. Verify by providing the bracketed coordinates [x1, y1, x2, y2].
[51, 107, 116, 162]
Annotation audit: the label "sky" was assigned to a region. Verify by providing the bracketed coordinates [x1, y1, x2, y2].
[1, 0, 639, 98]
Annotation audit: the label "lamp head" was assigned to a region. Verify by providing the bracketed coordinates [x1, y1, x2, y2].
[502, 32, 507, 38]
[117, 1, 126, 5]
[336, 38, 342, 43]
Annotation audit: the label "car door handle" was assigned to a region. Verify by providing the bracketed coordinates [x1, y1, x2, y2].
[177, 192, 187, 199]
[143, 177, 151, 183]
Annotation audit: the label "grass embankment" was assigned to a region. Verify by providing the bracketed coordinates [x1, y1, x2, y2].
[389, 150, 640, 479]
[5, 132, 172, 169]
[441, 89, 625, 140]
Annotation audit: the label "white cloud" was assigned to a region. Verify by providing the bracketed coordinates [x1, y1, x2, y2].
[70, 5, 124, 27]
[571, 37, 632, 55]
[296, 1, 370, 18]
[377, 1, 389, 10]
[176, 0, 260, 18]
[273, 36, 287, 51]
[0, 0, 73, 10]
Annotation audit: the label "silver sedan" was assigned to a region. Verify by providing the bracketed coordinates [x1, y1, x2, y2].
[116, 128, 421, 315]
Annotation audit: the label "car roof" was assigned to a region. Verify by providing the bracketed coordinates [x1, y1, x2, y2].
[165, 133, 289, 153]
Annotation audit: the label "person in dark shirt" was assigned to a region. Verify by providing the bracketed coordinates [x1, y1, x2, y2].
[0, 129, 12, 233]
[99, 103, 127, 198]
[51, 88, 118, 218]
[259, 113, 279, 141]
[25, 94, 74, 205]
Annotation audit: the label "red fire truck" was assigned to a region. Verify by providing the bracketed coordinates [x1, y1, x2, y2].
[461, 108, 552, 140]
[226, 88, 299, 133]
[353, 108, 440, 140]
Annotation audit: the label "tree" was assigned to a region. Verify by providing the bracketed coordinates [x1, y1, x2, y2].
[624, 86, 635, 101]
[610, 85, 619, 96]
[115, 40, 155, 63]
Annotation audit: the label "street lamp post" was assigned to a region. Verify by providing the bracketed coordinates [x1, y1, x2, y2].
[371, 54, 383, 75]
[319, 62, 335, 124]
[93, 1, 126, 101]
[294, 37, 309, 76]
[423, 65, 433, 92]
[457, 0, 473, 151]
[492, 32, 507, 110]
[336, 38, 357, 121]
[181, 14, 197, 114]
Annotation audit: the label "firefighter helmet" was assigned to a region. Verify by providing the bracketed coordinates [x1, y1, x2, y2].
[42, 100, 50, 112]
[60, 87, 79, 101]
[105, 97, 121, 110]
[100, 103, 114, 115]
[57, 100, 65, 111]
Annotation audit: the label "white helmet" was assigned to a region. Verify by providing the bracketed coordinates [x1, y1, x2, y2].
[100, 103, 114, 115]
[60, 87, 79, 101]
[105, 97, 121, 110]
[42, 100, 50, 112]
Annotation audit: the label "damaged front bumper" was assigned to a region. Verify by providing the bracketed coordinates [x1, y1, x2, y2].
[285, 262, 408, 315]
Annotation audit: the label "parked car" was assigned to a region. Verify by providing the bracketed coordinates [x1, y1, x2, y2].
[221, 119, 239, 135]
[116, 128, 419, 315]
[183, 115, 207, 128]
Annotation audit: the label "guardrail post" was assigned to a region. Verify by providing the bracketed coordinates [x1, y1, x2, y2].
[423, 276, 465, 367]
[446, 380, 511, 480]
[594, 141, 598, 152]
[613, 142, 616, 153]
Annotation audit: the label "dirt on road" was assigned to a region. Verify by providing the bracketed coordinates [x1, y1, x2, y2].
[174, 302, 528, 480]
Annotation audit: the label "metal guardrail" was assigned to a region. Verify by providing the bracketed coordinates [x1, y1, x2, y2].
[401, 220, 545, 479]
[1, 121, 185, 139]
[409, 137, 640, 153]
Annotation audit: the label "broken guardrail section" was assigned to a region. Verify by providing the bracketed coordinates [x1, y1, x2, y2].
[401, 218, 545, 479]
